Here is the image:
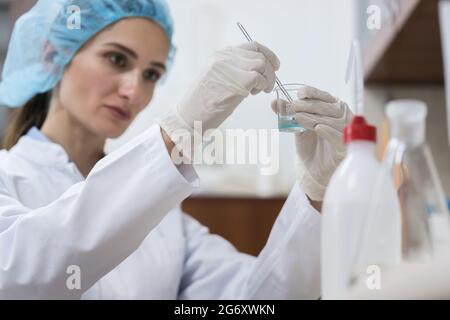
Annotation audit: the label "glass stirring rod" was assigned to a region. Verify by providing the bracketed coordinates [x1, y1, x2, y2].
[237, 22, 293, 104]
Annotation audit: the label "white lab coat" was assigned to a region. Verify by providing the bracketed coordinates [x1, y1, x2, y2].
[0, 124, 321, 299]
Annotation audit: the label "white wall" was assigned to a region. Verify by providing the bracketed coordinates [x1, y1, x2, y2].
[106, 0, 357, 197]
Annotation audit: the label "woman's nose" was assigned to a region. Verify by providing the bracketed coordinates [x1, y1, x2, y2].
[118, 70, 145, 104]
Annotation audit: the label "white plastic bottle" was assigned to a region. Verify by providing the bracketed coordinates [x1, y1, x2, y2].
[321, 116, 401, 299]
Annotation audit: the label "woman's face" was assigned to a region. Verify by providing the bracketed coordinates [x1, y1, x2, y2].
[57, 18, 170, 139]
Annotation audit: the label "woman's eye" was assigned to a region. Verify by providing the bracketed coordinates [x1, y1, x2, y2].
[144, 69, 161, 83]
[107, 53, 127, 68]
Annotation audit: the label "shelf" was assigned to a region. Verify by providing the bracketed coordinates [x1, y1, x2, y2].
[365, 0, 444, 85]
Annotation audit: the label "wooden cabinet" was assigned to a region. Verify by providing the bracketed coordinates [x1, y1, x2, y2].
[364, 0, 444, 84]
[182, 197, 286, 256]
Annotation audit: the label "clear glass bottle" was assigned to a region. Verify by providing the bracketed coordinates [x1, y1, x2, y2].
[383, 100, 450, 262]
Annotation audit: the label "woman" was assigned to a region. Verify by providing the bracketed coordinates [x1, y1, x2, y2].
[0, 0, 352, 299]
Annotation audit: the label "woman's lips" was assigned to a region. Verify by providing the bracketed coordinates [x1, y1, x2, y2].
[104, 105, 131, 121]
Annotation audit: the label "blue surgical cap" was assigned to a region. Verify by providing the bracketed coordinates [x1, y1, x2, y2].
[0, 0, 175, 108]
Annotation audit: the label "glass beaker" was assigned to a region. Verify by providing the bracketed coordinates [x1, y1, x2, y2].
[273, 84, 307, 133]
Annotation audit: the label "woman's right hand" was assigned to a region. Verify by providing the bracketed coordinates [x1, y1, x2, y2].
[157, 42, 280, 142]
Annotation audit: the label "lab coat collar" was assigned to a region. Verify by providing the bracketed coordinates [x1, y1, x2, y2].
[11, 129, 74, 169]
[27, 126, 52, 143]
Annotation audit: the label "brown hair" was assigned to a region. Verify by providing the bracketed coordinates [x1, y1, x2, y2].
[3, 92, 51, 150]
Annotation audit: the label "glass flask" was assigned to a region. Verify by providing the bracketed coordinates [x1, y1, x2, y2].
[383, 100, 450, 262]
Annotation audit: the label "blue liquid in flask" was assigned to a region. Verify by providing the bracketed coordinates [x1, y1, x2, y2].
[279, 115, 306, 133]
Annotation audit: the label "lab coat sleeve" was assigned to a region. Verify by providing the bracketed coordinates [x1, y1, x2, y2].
[178, 182, 321, 300]
[0, 124, 197, 299]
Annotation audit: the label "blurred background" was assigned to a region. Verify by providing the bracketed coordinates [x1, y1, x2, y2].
[1, 0, 449, 255]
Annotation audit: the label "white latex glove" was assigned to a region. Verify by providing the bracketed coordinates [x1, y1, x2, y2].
[157, 42, 280, 142]
[272, 85, 353, 201]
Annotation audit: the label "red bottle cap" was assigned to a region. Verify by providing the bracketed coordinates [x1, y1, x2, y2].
[344, 116, 377, 144]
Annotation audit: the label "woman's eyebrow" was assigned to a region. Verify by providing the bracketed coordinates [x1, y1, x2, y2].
[104, 42, 166, 71]
[105, 42, 137, 59]
[151, 61, 166, 71]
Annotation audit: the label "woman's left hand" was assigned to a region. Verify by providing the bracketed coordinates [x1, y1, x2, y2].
[272, 85, 354, 202]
